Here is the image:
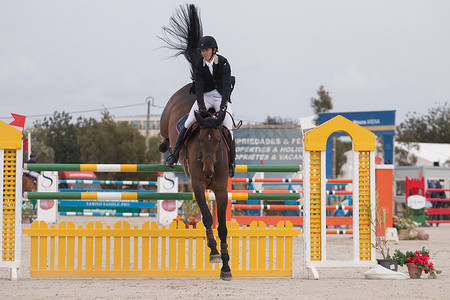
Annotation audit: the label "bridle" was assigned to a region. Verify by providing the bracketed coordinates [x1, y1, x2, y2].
[198, 126, 223, 166]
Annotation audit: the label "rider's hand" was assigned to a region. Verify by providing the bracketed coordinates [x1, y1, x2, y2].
[197, 109, 210, 119]
[220, 105, 227, 112]
[216, 109, 226, 121]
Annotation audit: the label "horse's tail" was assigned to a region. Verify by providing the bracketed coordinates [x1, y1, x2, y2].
[160, 4, 203, 80]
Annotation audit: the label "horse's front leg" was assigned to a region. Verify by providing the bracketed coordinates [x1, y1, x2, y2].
[192, 184, 221, 263]
[215, 190, 232, 281]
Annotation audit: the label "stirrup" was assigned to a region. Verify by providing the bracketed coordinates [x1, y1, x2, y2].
[165, 154, 178, 168]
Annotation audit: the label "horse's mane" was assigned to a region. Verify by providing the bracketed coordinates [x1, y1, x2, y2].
[159, 4, 203, 80]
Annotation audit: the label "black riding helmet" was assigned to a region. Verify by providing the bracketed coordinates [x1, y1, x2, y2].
[198, 36, 218, 50]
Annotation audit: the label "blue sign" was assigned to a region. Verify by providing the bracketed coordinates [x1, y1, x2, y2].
[318, 110, 395, 135]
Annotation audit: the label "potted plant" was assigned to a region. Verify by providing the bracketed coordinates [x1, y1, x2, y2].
[393, 247, 442, 279]
[173, 215, 198, 228]
[393, 216, 417, 240]
[365, 193, 398, 271]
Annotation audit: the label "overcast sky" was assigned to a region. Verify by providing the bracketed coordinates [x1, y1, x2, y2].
[1, 0, 449, 128]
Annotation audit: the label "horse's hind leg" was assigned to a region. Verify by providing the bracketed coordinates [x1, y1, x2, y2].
[158, 138, 169, 153]
[216, 192, 232, 281]
[193, 186, 221, 263]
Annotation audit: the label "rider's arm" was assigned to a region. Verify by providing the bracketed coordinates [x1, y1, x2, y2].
[194, 63, 206, 110]
[220, 60, 231, 109]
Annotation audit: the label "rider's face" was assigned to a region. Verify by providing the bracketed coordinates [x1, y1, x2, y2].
[201, 48, 214, 62]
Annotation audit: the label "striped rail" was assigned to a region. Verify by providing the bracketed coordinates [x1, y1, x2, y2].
[59, 212, 156, 217]
[25, 192, 301, 201]
[232, 189, 352, 195]
[59, 180, 157, 186]
[233, 204, 353, 211]
[23, 220, 300, 278]
[25, 164, 301, 173]
[230, 178, 352, 183]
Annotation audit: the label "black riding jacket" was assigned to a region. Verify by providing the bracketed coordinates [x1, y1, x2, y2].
[194, 54, 232, 110]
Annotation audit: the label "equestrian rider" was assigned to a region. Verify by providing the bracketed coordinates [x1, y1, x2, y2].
[26, 153, 40, 183]
[165, 36, 236, 177]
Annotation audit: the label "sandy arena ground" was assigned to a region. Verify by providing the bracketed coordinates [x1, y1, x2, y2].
[1, 216, 449, 300]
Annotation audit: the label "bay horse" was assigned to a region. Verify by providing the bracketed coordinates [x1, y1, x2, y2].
[158, 4, 232, 280]
[22, 174, 37, 193]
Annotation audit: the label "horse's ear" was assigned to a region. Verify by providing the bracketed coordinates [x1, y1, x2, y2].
[215, 110, 226, 126]
[194, 110, 205, 126]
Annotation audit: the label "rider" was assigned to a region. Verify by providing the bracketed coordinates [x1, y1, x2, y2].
[26, 153, 40, 183]
[165, 36, 236, 177]
[27, 153, 37, 164]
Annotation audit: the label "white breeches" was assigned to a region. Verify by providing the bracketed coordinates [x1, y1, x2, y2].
[29, 171, 40, 179]
[184, 90, 234, 139]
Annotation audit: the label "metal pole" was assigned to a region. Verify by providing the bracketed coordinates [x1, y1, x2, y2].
[145, 96, 154, 154]
[28, 132, 31, 159]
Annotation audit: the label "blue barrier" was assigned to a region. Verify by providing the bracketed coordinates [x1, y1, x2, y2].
[59, 200, 157, 208]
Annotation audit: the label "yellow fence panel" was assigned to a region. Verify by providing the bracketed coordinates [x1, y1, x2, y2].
[23, 220, 300, 278]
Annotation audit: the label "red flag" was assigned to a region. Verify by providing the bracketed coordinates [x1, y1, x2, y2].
[9, 113, 26, 128]
[23, 139, 29, 151]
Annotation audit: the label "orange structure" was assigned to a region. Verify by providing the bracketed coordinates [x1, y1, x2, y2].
[375, 165, 394, 227]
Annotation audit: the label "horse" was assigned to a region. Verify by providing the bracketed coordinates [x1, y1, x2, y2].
[158, 4, 232, 280]
[22, 174, 37, 193]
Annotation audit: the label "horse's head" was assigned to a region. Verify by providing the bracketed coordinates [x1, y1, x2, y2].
[194, 110, 226, 179]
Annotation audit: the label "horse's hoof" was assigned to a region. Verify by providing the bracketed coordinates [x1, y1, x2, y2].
[209, 254, 221, 263]
[220, 271, 233, 281]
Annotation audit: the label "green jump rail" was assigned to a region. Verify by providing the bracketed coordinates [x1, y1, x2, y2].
[24, 164, 301, 173]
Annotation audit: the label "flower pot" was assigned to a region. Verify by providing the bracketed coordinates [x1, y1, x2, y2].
[406, 263, 423, 279]
[398, 229, 410, 240]
[377, 259, 398, 271]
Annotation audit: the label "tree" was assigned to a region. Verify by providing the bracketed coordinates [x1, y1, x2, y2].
[395, 144, 418, 166]
[396, 102, 450, 143]
[310, 85, 344, 177]
[32, 111, 82, 163]
[23, 128, 55, 163]
[148, 135, 163, 164]
[262, 116, 298, 125]
[310, 85, 333, 124]
[77, 111, 153, 181]
[395, 102, 449, 166]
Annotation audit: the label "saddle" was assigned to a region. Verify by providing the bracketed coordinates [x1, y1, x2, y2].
[181, 117, 232, 152]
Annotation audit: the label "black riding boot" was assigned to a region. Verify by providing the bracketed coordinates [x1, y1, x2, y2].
[228, 139, 236, 177]
[165, 126, 187, 168]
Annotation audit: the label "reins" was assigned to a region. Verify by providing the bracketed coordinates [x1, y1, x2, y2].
[227, 111, 242, 129]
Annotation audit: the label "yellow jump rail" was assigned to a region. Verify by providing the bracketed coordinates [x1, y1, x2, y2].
[23, 220, 300, 278]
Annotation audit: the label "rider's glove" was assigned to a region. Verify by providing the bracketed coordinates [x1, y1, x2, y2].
[197, 109, 210, 119]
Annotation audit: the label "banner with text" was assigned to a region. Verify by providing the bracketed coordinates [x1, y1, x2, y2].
[234, 128, 303, 167]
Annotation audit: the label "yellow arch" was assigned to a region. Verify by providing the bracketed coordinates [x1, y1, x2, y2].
[304, 115, 375, 151]
[0, 120, 22, 149]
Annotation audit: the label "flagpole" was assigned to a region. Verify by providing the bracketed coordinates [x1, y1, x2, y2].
[28, 132, 31, 159]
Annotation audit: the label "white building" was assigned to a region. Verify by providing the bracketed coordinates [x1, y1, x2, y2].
[114, 115, 161, 137]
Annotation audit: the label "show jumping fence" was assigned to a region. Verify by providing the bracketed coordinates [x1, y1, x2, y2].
[23, 220, 300, 277]
[1, 115, 379, 280]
